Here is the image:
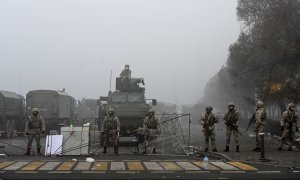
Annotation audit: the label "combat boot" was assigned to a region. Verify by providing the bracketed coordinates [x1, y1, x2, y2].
[277, 146, 282, 151]
[223, 146, 229, 152]
[212, 148, 217, 152]
[37, 148, 41, 155]
[24, 148, 30, 155]
[102, 147, 107, 154]
[236, 145, 239, 152]
[114, 146, 118, 155]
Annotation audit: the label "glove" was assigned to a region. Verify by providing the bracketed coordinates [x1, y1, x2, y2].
[42, 131, 45, 134]
[280, 126, 284, 131]
[25, 132, 29, 135]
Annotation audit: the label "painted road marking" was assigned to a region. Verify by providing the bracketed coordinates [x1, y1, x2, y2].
[3, 162, 30, 170]
[111, 162, 126, 171]
[21, 162, 45, 171]
[228, 162, 257, 171]
[176, 162, 200, 170]
[160, 162, 182, 171]
[127, 162, 144, 171]
[221, 171, 245, 174]
[0, 161, 15, 170]
[210, 162, 239, 171]
[49, 171, 71, 174]
[92, 162, 108, 171]
[143, 162, 164, 171]
[74, 162, 91, 171]
[39, 162, 61, 171]
[192, 162, 219, 170]
[15, 171, 37, 174]
[56, 162, 76, 171]
[257, 171, 281, 174]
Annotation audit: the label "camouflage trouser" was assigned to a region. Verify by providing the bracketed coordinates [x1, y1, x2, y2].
[103, 130, 119, 147]
[226, 127, 239, 146]
[280, 128, 293, 148]
[203, 129, 216, 149]
[255, 125, 264, 148]
[27, 133, 41, 148]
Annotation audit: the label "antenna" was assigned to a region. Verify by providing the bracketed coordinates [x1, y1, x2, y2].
[109, 70, 112, 92]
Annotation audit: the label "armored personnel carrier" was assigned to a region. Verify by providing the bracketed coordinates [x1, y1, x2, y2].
[98, 68, 156, 144]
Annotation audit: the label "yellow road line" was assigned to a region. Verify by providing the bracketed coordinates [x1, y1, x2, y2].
[56, 162, 76, 171]
[192, 162, 220, 170]
[21, 162, 45, 171]
[160, 162, 182, 171]
[0, 162, 15, 170]
[127, 162, 144, 171]
[227, 162, 258, 171]
[91, 162, 108, 171]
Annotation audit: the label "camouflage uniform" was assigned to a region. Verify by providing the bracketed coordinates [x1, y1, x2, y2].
[142, 110, 159, 154]
[24, 108, 46, 155]
[101, 108, 120, 154]
[120, 64, 131, 79]
[278, 103, 299, 151]
[253, 101, 267, 151]
[200, 106, 218, 152]
[223, 102, 241, 152]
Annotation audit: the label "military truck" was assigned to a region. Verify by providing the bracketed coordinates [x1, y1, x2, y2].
[26, 89, 76, 133]
[0, 90, 25, 138]
[98, 71, 157, 144]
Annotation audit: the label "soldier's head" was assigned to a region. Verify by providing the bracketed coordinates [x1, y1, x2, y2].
[148, 109, 155, 117]
[288, 103, 296, 112]
[32, 108, 39, 117]
[256, 101, 264, 108]
[125, 64, 130, 69]
[228, 102, 235, 111]
[206, 106, 213, 114]
[108, 107, 115, 116]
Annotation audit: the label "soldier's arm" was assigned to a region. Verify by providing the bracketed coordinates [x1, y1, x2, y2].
[236, 112, 241, 126]
[280, 112, 287, 127]
[41, 116, 46, 132]
[101, 118, 107, 132]
[116, 117, 120, 132]
[214, 114, 219, 123]
[255, 110, 263, 124]
[143, 118, 147, 129]
[25, 118, 29, 133]
[199, 114, 204, 125]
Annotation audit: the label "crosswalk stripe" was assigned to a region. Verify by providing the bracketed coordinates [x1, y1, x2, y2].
[228, 162, 257, 171]
[21, 162, 45, 171]
[111, 162, 126, 171]
[192, 162, 219, 170]
[39, 162, 61, 171]
[92, 162, 108, 171]
[210, 162, 239, 171]
[176, 162, 200, 170]
[127, 162, 144, 171]
[0, 161, 15, 170]
[160, 162, 182, 171]
[3, 162, 30, 170]
[143, 162, 164, 171]
[74, 162, 92, 171]
[56, 162, 76, 171]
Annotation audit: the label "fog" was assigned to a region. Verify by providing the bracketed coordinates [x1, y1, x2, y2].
[0, 0, 239, 105]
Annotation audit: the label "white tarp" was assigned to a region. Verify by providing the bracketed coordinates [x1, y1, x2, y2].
[45, 135, 63, 156]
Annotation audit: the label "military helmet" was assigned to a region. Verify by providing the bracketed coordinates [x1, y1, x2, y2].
[148, 109, 155, 114]
[256, 100, 264, 108]
[125, 64, 130, 68]
[32, 108, 39, 113]
[108, 107, 115, 112]
[206, 106, 213, 112]
[228, 102, 235, 107]
[288, 103, 295, 110]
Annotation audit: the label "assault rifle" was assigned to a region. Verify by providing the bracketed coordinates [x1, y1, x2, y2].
[246, 113, 256, 132]
[226, 121, 242, 136]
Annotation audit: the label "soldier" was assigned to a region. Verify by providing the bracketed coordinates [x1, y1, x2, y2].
[223, 102, 241, 152]
[120, 64, 131, 79]
[142, 109, 159, 154]
[101, 108, 120, 155]
[278, 103, 299, 151]
[252, 100, 267, 152]
[24, 108, 46, 155]
[200, 106, 218, 152]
